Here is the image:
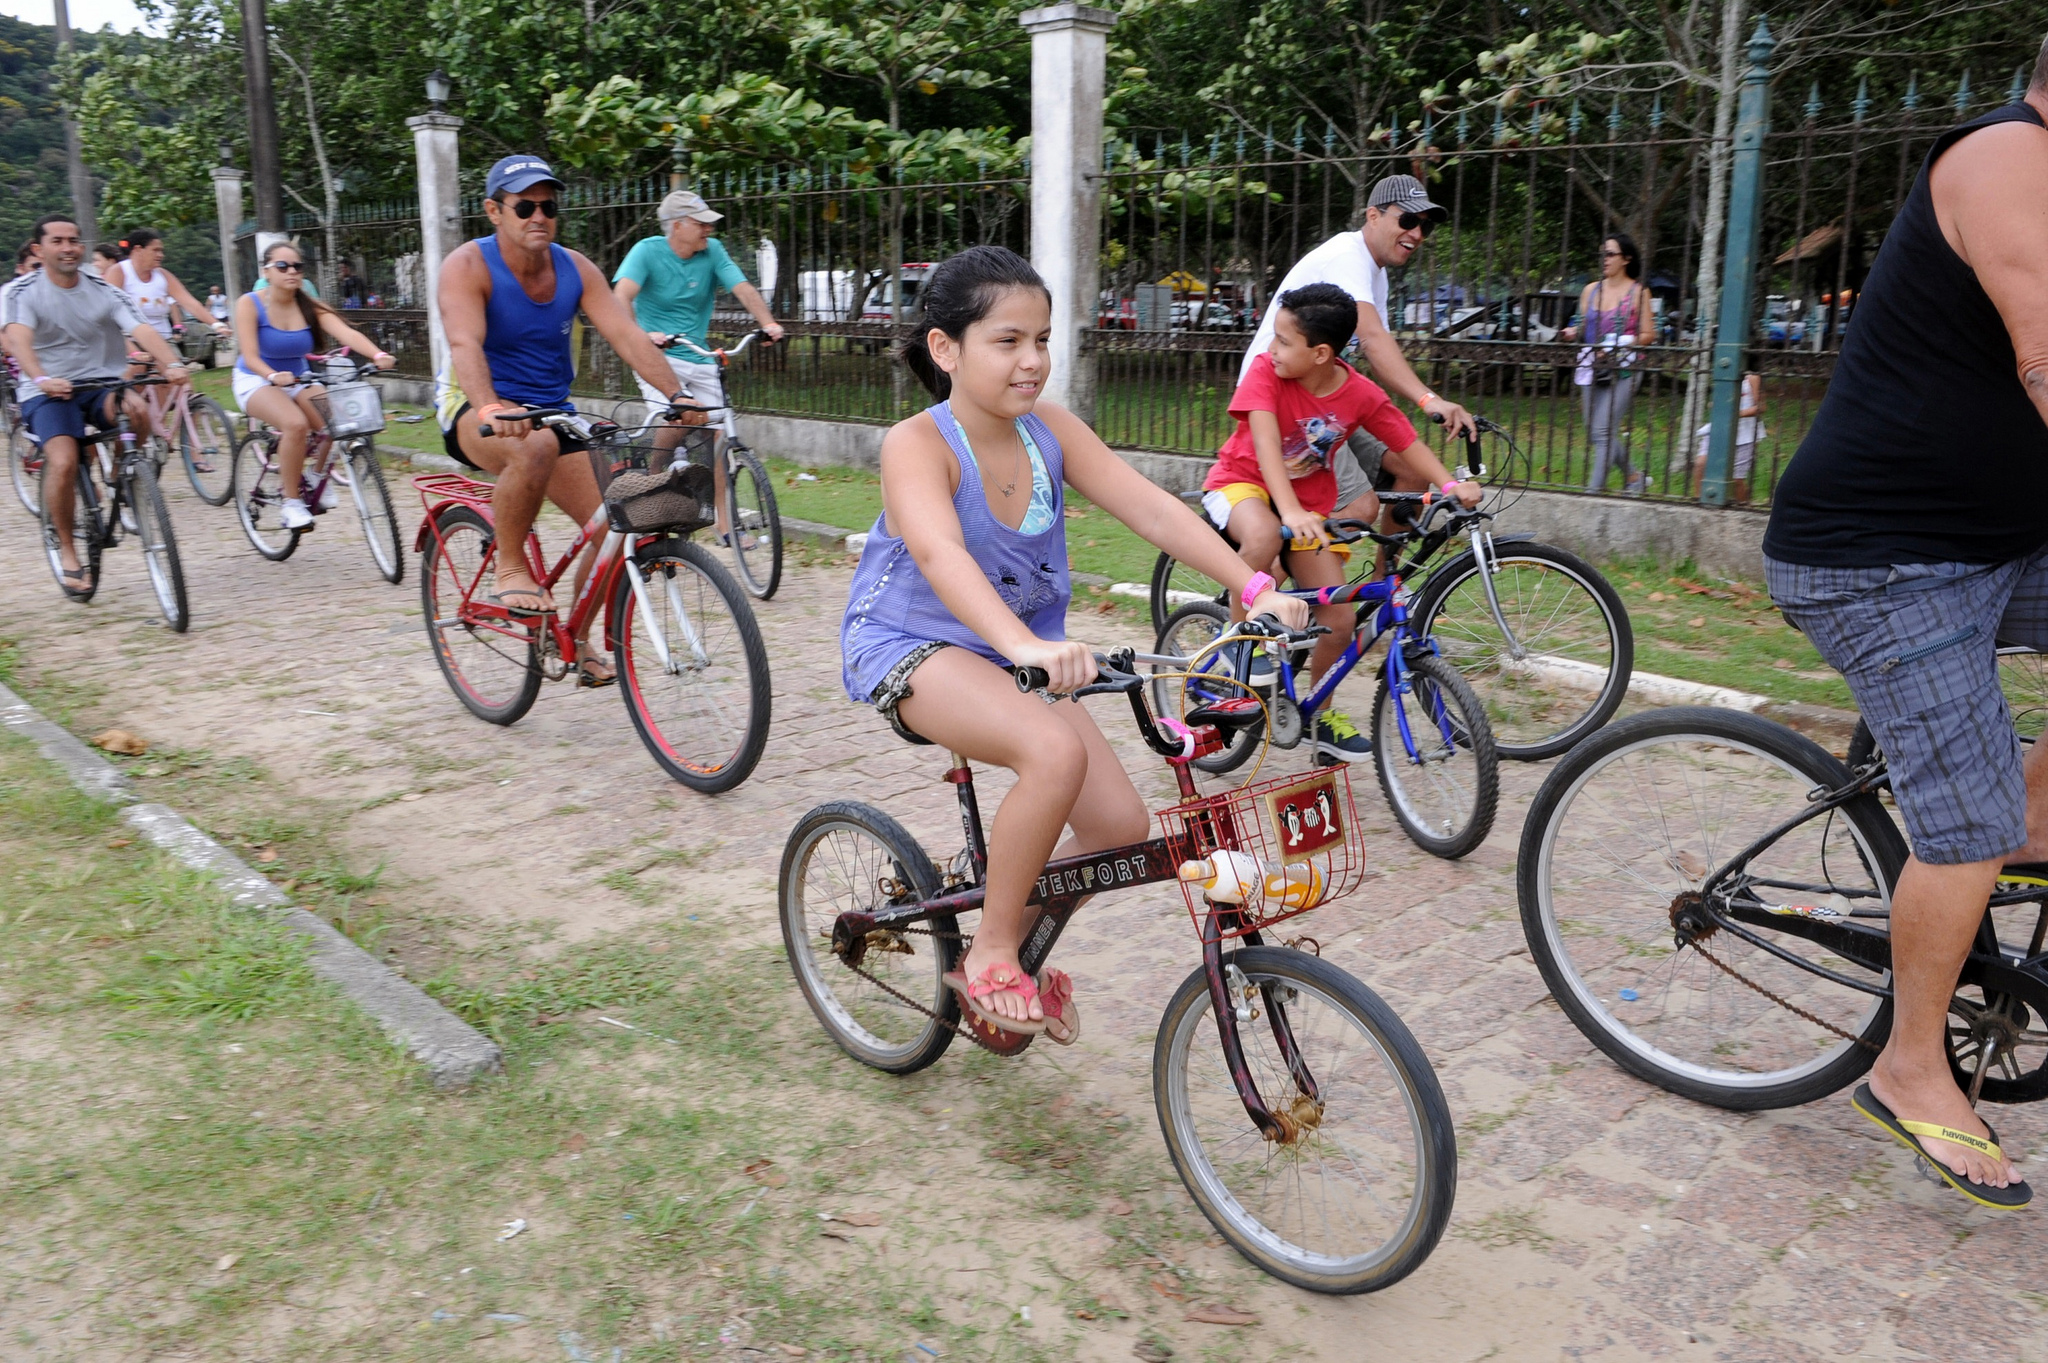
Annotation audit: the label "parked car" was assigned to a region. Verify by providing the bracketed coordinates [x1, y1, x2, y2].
[1098, 294, 1136, 330]
[1434, 299, 1559, 343]
[1761, 295, 1807, 347]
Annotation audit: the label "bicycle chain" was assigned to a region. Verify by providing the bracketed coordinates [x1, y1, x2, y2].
[841, 922, 1018, 1056]
[1688, 937, 1881, 1054]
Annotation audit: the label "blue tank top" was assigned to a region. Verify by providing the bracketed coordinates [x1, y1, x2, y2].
[841, 402, 1071, 703]
[477, 236, 581, 407]
[233, 294, 315, 379]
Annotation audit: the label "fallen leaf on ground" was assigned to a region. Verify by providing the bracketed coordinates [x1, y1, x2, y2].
[834, 1211, 882, 1226]
[744, 1159, 789, 1188]
[105, 838, 132, 849]
[561, 1133, 587, 1153]
[1148, 1278, 1187, 1302]
[776, 1348, 807, 1359]
[1773, 658, 1795, 669]
[818, 1227, 853, 1241]
[1186, 1304, 1257, 1326]
[1132, 1340, 1174, 1362]
[92, 729, 148, 755]
[1688, 616, 1705, 628]
[1647, 591, 1666, 602]
[1105, 1197, 1133, 1215]
[1075, 1309, 1097, 1320]
[255, 849, 278, 863]
[215, 1253, 239, 1271]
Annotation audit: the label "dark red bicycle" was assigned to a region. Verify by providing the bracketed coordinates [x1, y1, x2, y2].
[778, 636, 1457, 1293]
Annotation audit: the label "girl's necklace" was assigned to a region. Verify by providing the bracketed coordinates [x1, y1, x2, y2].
[986, 431, 1023, 498]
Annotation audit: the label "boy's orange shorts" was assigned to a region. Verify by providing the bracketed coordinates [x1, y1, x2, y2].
[1200, 482, 1351, 559]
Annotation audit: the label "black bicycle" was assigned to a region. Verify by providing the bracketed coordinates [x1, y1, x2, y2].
[1517, 700, 2047, 1112]
[36, 377, 190, 631]
[1148, 417, 1633, 761]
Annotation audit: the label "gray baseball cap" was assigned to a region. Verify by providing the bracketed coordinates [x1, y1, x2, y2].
[1368, 174, 1448, 222]
[658, 191, 723, 225]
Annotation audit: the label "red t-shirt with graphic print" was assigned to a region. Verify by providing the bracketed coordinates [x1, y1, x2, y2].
[1203, 355, 1418, 515]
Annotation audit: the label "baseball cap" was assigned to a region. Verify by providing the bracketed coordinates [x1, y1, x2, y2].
[658, 191, 723, 225]
[1368, 174, 1448, 222]
[485, 155, 562, 199]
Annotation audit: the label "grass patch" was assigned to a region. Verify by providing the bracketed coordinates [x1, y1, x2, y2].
[1605, 558, 1851, 709]
[1456, 1204, 1555, 1249]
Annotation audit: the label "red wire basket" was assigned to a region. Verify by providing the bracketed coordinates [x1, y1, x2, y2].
[1158, 766, 1368, 939]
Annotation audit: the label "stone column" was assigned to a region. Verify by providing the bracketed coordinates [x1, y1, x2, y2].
[407, 112, 464, 382]
[211, 168, 246, 298]
[1022, 3, 1116, 422]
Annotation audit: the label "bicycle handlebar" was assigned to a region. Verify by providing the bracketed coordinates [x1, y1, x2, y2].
[647, 329, 772, 360]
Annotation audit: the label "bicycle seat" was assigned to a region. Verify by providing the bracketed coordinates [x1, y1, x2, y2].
[1185, 697, 1266, 730]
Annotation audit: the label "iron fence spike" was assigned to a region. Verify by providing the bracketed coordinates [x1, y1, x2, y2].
[1954, 70, 1972, 114]
[1904, 72, 1921, 111]
[1853, 75, 1870, 124]
[2013, 64, 2030, 105]
[1805, 80, 1822, 122]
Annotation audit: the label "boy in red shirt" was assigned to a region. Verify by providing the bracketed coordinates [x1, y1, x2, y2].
[1204, 281, 1477, 760]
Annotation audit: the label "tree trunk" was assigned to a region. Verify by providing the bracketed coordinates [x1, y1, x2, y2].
[275, 41, 339, 303]
[1674, 0, 1743, 479]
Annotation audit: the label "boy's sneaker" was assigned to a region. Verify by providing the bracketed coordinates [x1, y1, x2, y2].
[1247, 645, 1276, 690]
[1314, 709, 1373, 761]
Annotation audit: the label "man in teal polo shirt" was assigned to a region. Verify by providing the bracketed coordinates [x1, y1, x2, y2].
[614, 191, 784, 546]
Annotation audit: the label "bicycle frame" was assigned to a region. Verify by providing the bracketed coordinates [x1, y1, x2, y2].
[829, 664, 1320, 1140]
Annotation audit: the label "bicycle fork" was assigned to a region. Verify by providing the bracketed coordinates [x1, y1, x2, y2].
[620, 550, 709, 674]
[1469, 530, 1528, 662]
[1202, 909, 1323, 1143]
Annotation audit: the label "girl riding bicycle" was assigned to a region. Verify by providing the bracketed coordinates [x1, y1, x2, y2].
[840, 246, 1310, 1039]
[232, 241, 395, 529]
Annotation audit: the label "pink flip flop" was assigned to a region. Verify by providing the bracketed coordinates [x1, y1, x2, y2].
[1038, 968, 1081, 1046]
[942, 962, 1047, 1037]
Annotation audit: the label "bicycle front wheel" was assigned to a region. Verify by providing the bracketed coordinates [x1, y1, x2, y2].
[724, 444, 783, 600]
[1150, 601, 1261, 775]
[420, 504, 540, 725]
[611, 538, 771, 793]
[10, 422, 41, 518]
[1519, 707, 1903, 1110]
[1155, 946, 1456, 1294]
[779, 801, 960, 1073]
[1371, 651, 1498, 858]
[343, 440, 403, 584]
[231, 431, 300, 561]
[1149, 549, 1228, 635]
[180, 396, 237, 506]
[1410, 541, 1633, 761]
[123, 458, 190, 632]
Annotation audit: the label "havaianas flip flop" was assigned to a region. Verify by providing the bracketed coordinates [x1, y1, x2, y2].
[1851, 1083, 2032, 1210]
[487, 587, 551, 618]
[1038, 968, 1081, 1046]
[942, 962, 1047, 1038]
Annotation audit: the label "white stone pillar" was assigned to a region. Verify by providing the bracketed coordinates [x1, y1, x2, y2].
[1022, 3, 1115, 423]
[211, 168, 245, 298]
[407, 111, 464, 382]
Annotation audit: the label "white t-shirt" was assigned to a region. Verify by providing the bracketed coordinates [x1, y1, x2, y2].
[1241, 231, 1389, 380]
[115, 259, 176, 338]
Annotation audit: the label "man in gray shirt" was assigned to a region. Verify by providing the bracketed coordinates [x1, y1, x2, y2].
[2, 214, 187, 597]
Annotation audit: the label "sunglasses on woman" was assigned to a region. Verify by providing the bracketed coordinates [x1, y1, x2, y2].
[1396, 211, 1438, 238]
[268, 260, 304, 272]
[507, 198, 559, 220]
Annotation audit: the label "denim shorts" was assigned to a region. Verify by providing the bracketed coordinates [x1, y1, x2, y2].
[868, 641, 951, 746]
[1766, 550, 2048, 864]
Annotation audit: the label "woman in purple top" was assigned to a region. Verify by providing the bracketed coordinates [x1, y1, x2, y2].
[1562, 233, 1657, 494]
[841, 246, 1308, 1039]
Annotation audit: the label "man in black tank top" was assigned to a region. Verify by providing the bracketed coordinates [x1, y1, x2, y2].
[1762, 48, 2048, 1208]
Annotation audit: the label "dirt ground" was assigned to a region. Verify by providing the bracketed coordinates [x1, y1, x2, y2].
[1, 456, 2044, 1361]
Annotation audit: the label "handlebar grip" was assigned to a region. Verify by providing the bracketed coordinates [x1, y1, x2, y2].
[1014, 666, 1051, 692]
[478, 425, 494, 438]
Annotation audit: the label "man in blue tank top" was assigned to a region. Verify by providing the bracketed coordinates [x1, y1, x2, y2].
[1762, 55, 2048, 1210]
[437, 155, 692, 677]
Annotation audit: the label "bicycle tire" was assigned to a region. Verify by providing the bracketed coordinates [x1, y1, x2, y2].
[10, 421, 41, 518]
[123, 456, 190, 632]
[231, 430, 301, 562]
[180, 395, 237, 506]
[1371, 651, 1498, 859]
[1154, 946, 1456, 1294]
[1409, 540, 1634, 761]
[343, 439, 404, 585]
[1518, 707, 1902, 1111]
[724, 443, 783, 600]
[1148, 548, 1228, 636]
[1151, 601, 1263, 774]
[779, 800, 960, 1073]
[420, 504, 540, 726]
[610, 537, 771, 793]
[38, 455, 101, 602]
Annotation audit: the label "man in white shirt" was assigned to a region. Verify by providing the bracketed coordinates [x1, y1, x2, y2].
[1245, 175, 1476, 509]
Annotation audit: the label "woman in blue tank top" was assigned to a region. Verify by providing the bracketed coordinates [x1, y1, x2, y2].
[841, 247, 1307, 1040]
[231, 240, 395, 529]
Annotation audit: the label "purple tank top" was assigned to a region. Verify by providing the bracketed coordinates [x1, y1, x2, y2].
[841, 402, 1071, 703]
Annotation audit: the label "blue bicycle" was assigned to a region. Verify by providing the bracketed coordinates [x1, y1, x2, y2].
[1149, 496, 1499, 859]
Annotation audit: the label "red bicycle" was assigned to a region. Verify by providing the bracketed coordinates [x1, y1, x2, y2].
[413, 411, 771, 793]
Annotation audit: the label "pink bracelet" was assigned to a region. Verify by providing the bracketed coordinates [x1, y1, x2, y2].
[1240, 570, 1276, 612]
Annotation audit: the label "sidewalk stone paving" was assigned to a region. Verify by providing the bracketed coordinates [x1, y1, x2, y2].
[2, 464, 2043, 1360]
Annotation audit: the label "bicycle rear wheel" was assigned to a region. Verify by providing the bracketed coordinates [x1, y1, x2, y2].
[1518, 707, 1902, 1110]
[779, 801, 960, 1073]
[1150, 601, 1262, 774]
[231, 430, 301, 561]
[1149, 549, 1228, 636]
[1410, 540, 1633, 760]
[10, 422, 41, 517]
[38, 458, 101, 601]
[1154, 946, 1456, 1294]
[179, 395, 237, 506]
[610, 538, 771, 792]
[420, 504, 540, 725]
[123, 457, 190, 632]
[342, 439, 403, 584]
[724, 443, 783, 600]
[1371, 651, 1498, 858]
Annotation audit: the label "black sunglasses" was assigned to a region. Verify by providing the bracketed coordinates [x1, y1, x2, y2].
[1396, 210, 1438, 238]
[508, 198, 559, 220]
[267, 259, 304, 272]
